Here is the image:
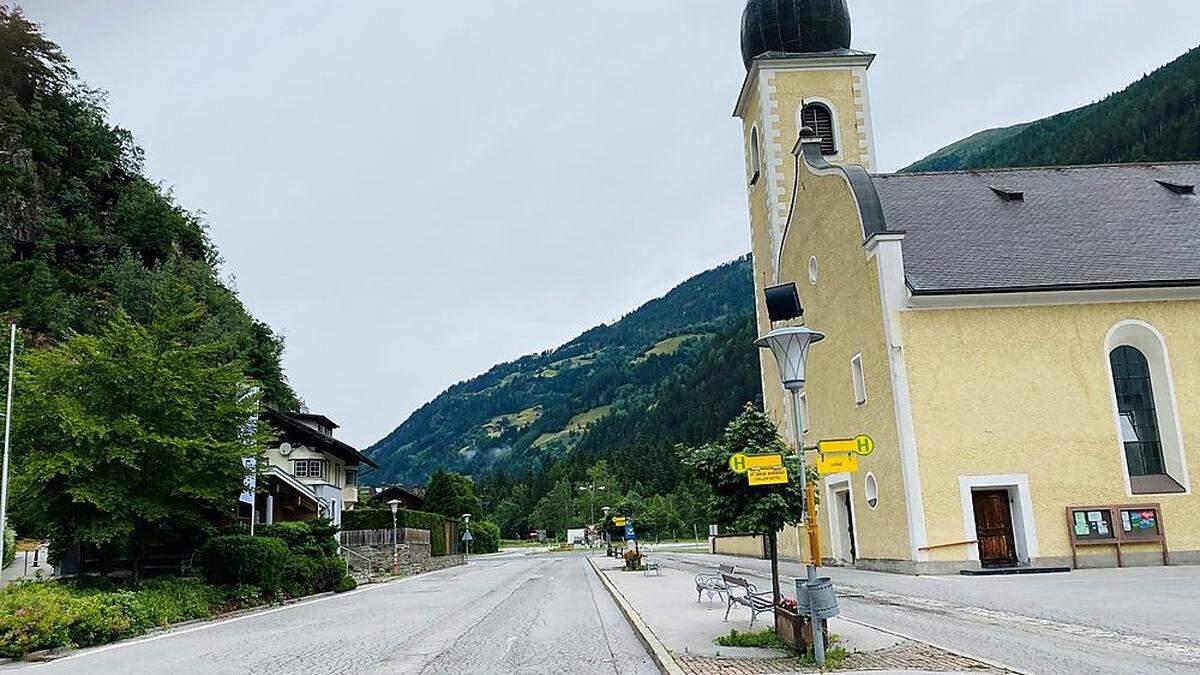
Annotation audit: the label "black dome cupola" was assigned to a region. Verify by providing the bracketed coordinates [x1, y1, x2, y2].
[740, 0, 852, 69]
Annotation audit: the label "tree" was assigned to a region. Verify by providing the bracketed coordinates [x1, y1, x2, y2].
[684, 403, 814, 604]
[531, 480, 574, 537]
[13, 287, 265, 580]
[423, 469, 481, 519]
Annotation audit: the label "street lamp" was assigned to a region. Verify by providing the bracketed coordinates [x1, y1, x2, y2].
[387, 499, 402, 574]
[756, 326, 827, 666]
[582, 484, 606, 546]
[461, 513, 471, 563]
[601, 506, 611, 552]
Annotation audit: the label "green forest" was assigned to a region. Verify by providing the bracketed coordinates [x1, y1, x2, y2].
[0, 8, 298, 558]
[904, 45, 1200, 172]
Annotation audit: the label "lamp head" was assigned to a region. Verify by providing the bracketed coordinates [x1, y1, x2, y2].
[755, 326, 825, 391]
[386, 498, 401, 514]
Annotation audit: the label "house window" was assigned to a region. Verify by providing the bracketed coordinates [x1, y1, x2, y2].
[851, 354, 866, 406]
[1106, 321, 1188, 495]
[345, 469, 357, 488]
[749, 125, 761, 184]
[801, 103, 837, 155]
[293, 459, 327, 480]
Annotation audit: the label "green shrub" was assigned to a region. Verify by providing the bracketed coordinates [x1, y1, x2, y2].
[2, 528, 14, 570]
[469, 521, 501, 554]
[225, 584, 263, 608]
[334, 576, 357, 593]
[199, 535, 290, 593]
[280, 554, 348, 598]
[256, 520, 338, 557]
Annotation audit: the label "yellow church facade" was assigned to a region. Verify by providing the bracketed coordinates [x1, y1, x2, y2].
[733, 1, 1200, 574]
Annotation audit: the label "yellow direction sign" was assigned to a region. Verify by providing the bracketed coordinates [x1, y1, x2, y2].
[747, 466, 789, 486]
[818, 435, 874, 457]
[729, 453, 784, 474]
[817, 453, 859, 475]
[612, 517, 627, 527]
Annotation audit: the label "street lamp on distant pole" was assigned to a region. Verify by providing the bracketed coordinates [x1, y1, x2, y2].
[756, 326, 826, 665]
[461, 513, 472, 562]
[582, 484, 606, 546]
[387, 499, 401, 574]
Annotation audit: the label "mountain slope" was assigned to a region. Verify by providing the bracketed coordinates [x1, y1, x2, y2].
[905, 45, 1200, 172]
[364, 256, 754, 484]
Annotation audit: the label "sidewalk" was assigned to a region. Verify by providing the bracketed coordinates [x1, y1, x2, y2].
[589, 555, 1008, 674]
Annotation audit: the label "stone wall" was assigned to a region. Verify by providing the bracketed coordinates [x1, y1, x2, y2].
[342, 538, 463, 578]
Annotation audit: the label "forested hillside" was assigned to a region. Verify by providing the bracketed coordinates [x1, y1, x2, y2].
[905, 45, 1200, 172]
[0, 8, 298, 410]
[364, 256, 756, 484]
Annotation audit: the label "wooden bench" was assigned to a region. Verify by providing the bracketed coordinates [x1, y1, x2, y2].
[695, 563, 736, 603]
[722, 573, 773, 627]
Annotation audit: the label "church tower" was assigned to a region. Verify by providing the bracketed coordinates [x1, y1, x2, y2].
[734, 0, 878, 289]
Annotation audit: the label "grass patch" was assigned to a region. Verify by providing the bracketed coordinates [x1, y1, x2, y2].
[715, 629, 849, 670]
[533, 405, 612, 448]
[482, 406, 543, 437]
[632, 334, 709, 364]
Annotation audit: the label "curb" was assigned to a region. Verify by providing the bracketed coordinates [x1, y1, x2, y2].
[587, 556, 686, 675]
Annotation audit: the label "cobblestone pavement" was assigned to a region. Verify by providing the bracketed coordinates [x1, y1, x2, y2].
[677, 642, 1005, 674]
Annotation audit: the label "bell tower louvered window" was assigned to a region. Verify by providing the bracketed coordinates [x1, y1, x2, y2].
[801, 103, 837, 156]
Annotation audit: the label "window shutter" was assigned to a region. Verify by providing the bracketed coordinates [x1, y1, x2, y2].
[801, 104, 837, 155]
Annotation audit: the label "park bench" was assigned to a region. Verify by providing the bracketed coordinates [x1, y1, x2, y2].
[695, 563, 736, 603]
[643, 558, 662, 576]
[722, 573, 773, 627]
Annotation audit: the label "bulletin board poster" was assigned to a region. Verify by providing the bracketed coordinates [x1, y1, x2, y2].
[1070, 509, 1116, 541]
[1120, 508, 1161, 539]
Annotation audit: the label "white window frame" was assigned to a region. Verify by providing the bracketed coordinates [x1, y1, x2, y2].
[850, 353, 866, 406]
[293, 459, 327, 481]
[797, 97, 844, 161]
[1104, 320, 1190, 495]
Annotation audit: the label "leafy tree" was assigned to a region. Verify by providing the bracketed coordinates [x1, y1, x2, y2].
[423, 469, 481, 519]
[13, 286, 266, 580]
[684, 403, 815, 603]
[531, 480, 574, 537]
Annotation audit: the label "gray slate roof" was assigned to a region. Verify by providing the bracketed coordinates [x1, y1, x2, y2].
[872, 163, 1200, 294]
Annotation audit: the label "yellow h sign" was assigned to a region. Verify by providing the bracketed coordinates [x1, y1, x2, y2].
[729, 453, 783, 474]
[817, 435, 874, 457]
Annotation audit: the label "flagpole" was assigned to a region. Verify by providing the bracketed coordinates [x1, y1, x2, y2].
[0, 324, 16, 573]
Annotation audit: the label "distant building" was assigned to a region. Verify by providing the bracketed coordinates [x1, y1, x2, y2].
[254, 407, 379, 528]
[364, 485, 427, 511]
[734, 0, 1200, 573]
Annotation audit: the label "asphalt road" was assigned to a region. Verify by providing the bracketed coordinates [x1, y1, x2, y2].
[17, 552, 657, 675]
[660, 552, 1200, 674]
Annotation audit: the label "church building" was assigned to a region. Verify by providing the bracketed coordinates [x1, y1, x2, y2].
[735, 0, 1200, 573]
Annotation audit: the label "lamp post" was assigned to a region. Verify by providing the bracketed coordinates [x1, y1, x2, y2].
[756, 326, 827, 666]
[461, 513, 471, 562]
[387, 499, 401, 574]
[582, 484, 605, 546]
[0, 325, 14, 576]
[601, 505, 611, 553]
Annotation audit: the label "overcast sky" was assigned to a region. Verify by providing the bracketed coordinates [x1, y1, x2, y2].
[25, 1, 1200, 447]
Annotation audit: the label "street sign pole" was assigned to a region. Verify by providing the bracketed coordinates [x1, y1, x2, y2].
[0, 325, 15, 575]
[789, 387, 825, 667]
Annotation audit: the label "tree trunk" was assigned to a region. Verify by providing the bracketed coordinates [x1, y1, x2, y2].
[768, 529, 780, 608]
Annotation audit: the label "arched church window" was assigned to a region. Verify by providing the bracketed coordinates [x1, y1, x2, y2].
[1109, 345, 1166, 477]
[749, 126, 761, 184]
[801, 103, 837, 155]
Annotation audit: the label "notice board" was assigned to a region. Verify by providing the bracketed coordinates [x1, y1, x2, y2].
[1065, 503, 1169, 568]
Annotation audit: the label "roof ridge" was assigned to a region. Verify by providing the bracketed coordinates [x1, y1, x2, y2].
[877, 160, 1200, 178]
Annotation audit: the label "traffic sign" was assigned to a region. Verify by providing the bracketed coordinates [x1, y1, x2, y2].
[624, 522, 636, 540]
[729, 452, 784, 474]
[461, 530, 474, 542]
[747, 466, 789, 486]
[818, 435, 874, 457]
[612, 517, 627, 527]
[817, 452, 859, 475]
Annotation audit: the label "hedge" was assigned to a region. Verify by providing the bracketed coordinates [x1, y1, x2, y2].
[342, 507, 450, 556]
[199, 536, 290, 593]
[469, 521, 501, 554]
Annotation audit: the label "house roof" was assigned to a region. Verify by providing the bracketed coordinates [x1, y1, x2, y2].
[262, 407, 379, 469]
[871, 163, 1200, 295]
[369, 485, 426, 508]
[288, 412, 340, 430]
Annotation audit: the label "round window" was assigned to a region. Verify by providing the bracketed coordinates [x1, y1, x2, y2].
[808, 256, 819, 284]
[864, 472, 879, 510]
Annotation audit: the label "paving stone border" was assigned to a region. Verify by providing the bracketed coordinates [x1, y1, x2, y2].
[677, 642, 1008, 674]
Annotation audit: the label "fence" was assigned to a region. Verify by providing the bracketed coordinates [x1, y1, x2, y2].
[339, 527, 430, 548]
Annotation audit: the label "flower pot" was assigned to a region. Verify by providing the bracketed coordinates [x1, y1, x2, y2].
[774, 608, 830, 651]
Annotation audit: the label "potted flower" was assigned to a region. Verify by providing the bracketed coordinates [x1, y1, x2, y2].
[623, 549, 644, 571]
[774, 596, 809, 651]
